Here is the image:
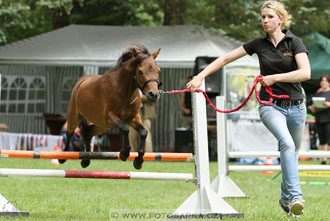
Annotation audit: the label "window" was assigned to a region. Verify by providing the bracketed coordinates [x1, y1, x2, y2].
[61, 78, 77, 113]
[0, 77, 8, 113]
[8, 77, 27, 113]
[28, 78, 46, 113]
[0, 76, 46, 114]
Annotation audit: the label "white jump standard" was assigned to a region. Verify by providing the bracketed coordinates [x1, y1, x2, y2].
[173, 82, 244, 218]
[0, 194, 29, 217]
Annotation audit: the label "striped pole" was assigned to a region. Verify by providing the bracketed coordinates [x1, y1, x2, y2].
[0, 150, 194, 162]
[228, 151, 330, 158]
[0, 168, 195, 182]
[229, 165, 330, 171]
[300, 181, 330, 186]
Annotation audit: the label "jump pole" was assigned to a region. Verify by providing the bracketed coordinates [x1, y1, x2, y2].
[0, 168, 194, 181]
[0, 150, 193, 162]
[229, 165, 330, 171]
[228, 151, 330, 158]
[173, 82, 243, 218]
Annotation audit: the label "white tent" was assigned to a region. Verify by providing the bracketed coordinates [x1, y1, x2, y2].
[0, 25, 257, 67]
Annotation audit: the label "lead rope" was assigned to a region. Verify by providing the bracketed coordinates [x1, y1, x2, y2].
[161, 75, 290, 113]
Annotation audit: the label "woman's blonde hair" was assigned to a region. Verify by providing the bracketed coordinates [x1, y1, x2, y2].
[261, 1, 292, 27]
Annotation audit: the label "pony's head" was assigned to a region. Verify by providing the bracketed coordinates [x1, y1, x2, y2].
[120, 44, 161, 102]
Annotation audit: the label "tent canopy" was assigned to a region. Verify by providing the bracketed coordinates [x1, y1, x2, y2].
[0, 25, 257, 68]
[303, 32, 330, 79]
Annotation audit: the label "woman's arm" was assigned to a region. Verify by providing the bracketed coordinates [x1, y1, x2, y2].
[186, 46, 248, 91]
[258, 52, 311, 87]
[311, 104, 316, 113]
[180, 93, 191, 114]
[180, 93, 185, 112]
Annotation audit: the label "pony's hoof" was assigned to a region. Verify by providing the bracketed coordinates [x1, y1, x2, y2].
[81, 160, 90, 168]
[58, 159, 66, 164]
[119, 151, 129, 161]
[133, 157, 144, 170]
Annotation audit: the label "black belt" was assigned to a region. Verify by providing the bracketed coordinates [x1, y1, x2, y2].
[273, 99, 303, 107]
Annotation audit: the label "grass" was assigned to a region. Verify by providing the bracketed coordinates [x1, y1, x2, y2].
[0, 159, 329, 220]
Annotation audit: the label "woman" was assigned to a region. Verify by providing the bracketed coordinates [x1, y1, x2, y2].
[311, 74, 330, 164]
[186, 1, 310, 218]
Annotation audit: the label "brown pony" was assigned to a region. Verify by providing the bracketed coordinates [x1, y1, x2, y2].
[58, 44, 161, 169]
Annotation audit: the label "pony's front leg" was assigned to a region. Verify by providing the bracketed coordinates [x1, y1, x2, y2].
[133, 125, 147, 170]
[129, 115, 147, 169]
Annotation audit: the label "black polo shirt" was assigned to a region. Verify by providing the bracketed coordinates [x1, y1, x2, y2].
[243, 30, 308, 101]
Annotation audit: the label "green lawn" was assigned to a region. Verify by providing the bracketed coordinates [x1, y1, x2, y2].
[0, 158, 329, 220]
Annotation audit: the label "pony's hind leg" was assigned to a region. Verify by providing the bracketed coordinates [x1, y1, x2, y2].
[58, 111, 81, 164]
[118, 122, 131, 162]
[79, 120, 91, 168]
[58, 131, 74, 164]
[133, 125, 147, 170]
[106, 113, 131, 162]
[80, 121, 107, 168]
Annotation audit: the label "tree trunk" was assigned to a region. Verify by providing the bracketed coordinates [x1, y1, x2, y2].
[52, 8, 70, 30]
[164, 0, 185, 25]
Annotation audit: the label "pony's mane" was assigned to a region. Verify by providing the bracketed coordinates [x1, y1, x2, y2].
[116, 44, 151, 66]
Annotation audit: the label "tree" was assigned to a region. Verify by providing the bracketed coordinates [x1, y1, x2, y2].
[163, 0, 186, 25]
[183, 0, 330, 42]
[1, 0, 329, 45]
[70, 0, 163, 26]
[0, 0, 31, 44]
[285, 0, 330, 38]
[0, 0, 83, 45]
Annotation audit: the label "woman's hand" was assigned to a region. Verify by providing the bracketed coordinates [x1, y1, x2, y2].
[186, 76, 203, 92]
[311, 104, 316, 113]
[258, 75, 277, 87]
[324, 101, 330, 108]
[183, 108, 191, 115]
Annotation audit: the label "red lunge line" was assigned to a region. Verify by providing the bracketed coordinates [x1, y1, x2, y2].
[169, 75, 290, 113]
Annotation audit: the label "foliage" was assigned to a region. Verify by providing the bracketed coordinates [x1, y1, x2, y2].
[0, 0, 83, 45]
[0, 0, 31, 43]
[37, 0, 83, 15]
[0, 0, 329, 45]
[285, 0, 330, 38]
[70, 0, 163, 26]
[184, 0, 330, 41]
